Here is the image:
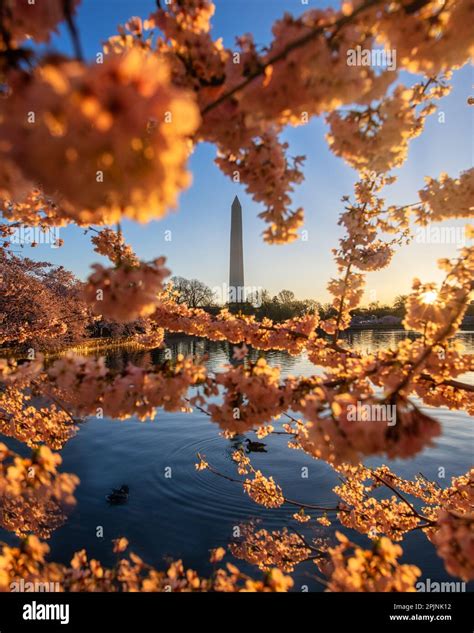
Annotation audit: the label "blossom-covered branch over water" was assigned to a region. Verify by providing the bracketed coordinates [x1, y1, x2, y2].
[0, 0, 473, 595]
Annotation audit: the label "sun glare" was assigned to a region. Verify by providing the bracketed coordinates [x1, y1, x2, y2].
[421, 290, 438, 305]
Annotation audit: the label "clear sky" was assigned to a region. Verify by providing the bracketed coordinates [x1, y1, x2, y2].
[29, 0, 472, 305]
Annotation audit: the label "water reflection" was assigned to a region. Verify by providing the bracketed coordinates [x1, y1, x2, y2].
[109, 330, 474, 380]
[102, 334, 302, 375]
[1, 330, 472, 591]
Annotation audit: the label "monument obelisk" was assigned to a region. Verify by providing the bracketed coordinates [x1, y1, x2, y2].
[229, 195, 244, 302]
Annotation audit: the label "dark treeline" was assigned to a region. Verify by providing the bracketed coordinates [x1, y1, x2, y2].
[169, 276, 474, 324]
[4, 265, 473, 354]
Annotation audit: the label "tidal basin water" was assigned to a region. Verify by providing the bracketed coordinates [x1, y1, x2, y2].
[2, 331, 473, 591]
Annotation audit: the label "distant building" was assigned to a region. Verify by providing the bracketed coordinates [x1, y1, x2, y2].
[379, 315, 401, 325]
[229, 195, 245, 302]
[350, 314, 402, 327]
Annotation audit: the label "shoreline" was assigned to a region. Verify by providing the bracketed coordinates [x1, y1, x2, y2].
[0, 336, 154, 360]
[2, 327, 472, 359]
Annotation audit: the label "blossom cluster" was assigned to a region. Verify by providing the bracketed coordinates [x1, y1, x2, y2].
[366, 0, 474, 74]
[215, 132, 305, 243]
[430, 510, 474, 581]
[0, 537, 294, 592]
[82, 258, 170, 322]
[47, 352, 206, 420]
[0, 443, 78, 538]
[416, 168, 474, 224]
[0, 0, 81, 48]
[327, 79, 450, 174]
[322, 532, 421, 592]
[243, 471, 285, 509]
[90, 228, 139, 267]
[151, 297, 319, 354]
[332, 465, 474, 580]
[230, 524, 312, 573]
[0, 49, 199, 225]
[0, 386, 76, 449]
[403, 247, 474, 344]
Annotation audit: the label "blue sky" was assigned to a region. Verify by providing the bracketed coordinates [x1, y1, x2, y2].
[29, 0, 473, 304]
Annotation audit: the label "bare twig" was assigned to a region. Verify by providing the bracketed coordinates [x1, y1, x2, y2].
[62, 0, 84, 61]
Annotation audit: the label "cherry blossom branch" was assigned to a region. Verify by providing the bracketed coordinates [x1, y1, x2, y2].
[389, 289, 471, 396]
[201, 0, 382, 116]
[332, 264, 353, 344]
[332, 179, 378, 343]
[419, 374, 474, 394]
[370, 471, 433, 524]
[198, 453, 341, 512]
[289, 527, 326, 555]
[31, 380, 78, 425]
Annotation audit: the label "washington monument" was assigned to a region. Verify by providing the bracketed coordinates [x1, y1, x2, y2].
[229, 195, 245, 302]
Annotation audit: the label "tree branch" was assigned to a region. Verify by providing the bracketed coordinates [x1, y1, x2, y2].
[201, 0, 382, 117]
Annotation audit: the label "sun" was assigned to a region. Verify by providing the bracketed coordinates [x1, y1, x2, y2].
[421, 290, 438, 305]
